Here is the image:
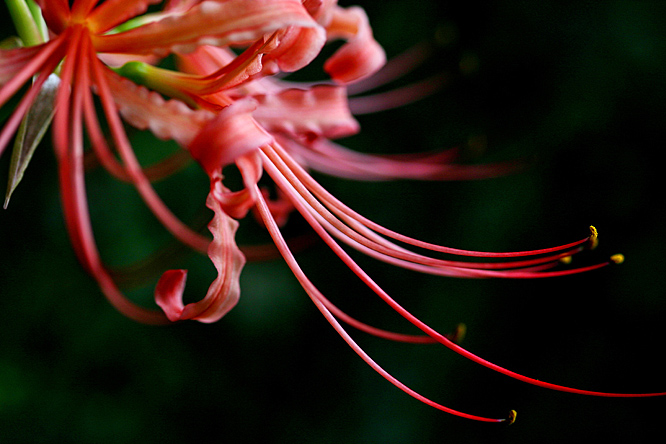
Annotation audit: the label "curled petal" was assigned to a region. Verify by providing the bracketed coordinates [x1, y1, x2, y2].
[93, 0, 323, 57]
[188, 98, 273, 174]
[323, 6, 386, 84]
[105, 70, 213, 146]
[154, 269, 189, 322]
[211, 150, 264, 219]
[252, 85, 359, 139]
[177, 45, 237, 76]
[303, 0, 337, 25]
[263, 25, 326, 73]
[155, 185, 246, 323]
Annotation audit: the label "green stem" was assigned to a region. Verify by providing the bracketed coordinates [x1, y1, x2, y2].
[4, 0, 45, 46]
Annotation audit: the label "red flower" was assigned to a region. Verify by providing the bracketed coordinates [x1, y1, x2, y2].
[2, 0, 663, 423]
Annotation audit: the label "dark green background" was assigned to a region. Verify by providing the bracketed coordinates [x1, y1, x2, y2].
[1, 1, 665, 442]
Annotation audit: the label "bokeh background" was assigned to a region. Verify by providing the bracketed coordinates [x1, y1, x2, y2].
[1, 1, 665, 442]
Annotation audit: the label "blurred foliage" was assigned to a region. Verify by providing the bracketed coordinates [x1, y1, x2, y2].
[1, 1, 666, 443]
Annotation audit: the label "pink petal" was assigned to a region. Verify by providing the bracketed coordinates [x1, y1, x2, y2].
[154, 269, 189, 322]
[323, 6, 386, 84]
[155, 183, 246, 323]
[33, 0, 70, 34]
[251, 85, 359, 139]
[93, 0, 323, 57]
[262, 25, 326, 72]
[303, 0, 337, 25]
[211, 151, 264, 219]
[104, 69, 213, 146]
[188, 98, 273, 174]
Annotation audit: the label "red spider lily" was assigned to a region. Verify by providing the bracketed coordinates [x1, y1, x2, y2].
[2, 0, 663, 424]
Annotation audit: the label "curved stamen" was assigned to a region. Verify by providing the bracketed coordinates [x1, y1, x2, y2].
[262, 143, 595, 277]
[89, 48, 211, 254]
[257, 146, 665, 399]
[349, 72, 448, 115]
[252, 182, 510, 423]
[271, 142, 594, 258]
[0, 38, 65, 109]
[0, 53, 62, 158]
[54, 28, 167, 324]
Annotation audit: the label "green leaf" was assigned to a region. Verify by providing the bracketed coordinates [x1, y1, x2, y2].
[4, 74, 59, 209]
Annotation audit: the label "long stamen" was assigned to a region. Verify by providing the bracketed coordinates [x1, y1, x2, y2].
[56, 30, 167, 324]
[271, 142, 594, 258]
[262, 143, 595, 277]
[257, 145, 665, 399]
[252, 182, 510, 423]
[0, 38, 65, 109]
[0, 56, 61, 157]
[89, 51, 211, 253]
[349, 73, 448, 115]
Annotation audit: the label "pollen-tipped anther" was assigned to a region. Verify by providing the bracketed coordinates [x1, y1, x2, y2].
[610, 254, 625, 265]
[559, 255, 573, 265]
[447, 323, 467, 344]
[589, 226, 599, 249]
[504, 409, 517, 425]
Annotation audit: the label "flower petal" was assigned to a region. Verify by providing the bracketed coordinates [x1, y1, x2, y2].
[93, 0, 323, 57]
[262, 25, 326, 73]
[323, 6, 386, 84]
[33, 0, 70, 34]
[155, 182, 246, 323]
[104, 69, 213, 146]
[252, 85, 359, 139]
[154, 269, 189, 322]
[188, 98, 274, 174]
[88, 0, 163, 34]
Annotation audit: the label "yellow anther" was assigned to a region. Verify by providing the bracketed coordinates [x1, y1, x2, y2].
[610, 254, 625, 264]
[589, 225, 599, 249]
[453, 323, 466, 344]
[505, 410, 517, 425]
[559, 255, 573, 265]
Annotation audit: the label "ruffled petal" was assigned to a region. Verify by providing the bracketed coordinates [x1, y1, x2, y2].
[211, 150, 263, 219]
[104, 69, 213, 146]
[323, 6, 386, 84]
[155, 183, 246, 323]
[188, 98, 274, 174]
[262, 25, 326, 72]
[251, 85, 359, 139]
[93, 0, 323, 57]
